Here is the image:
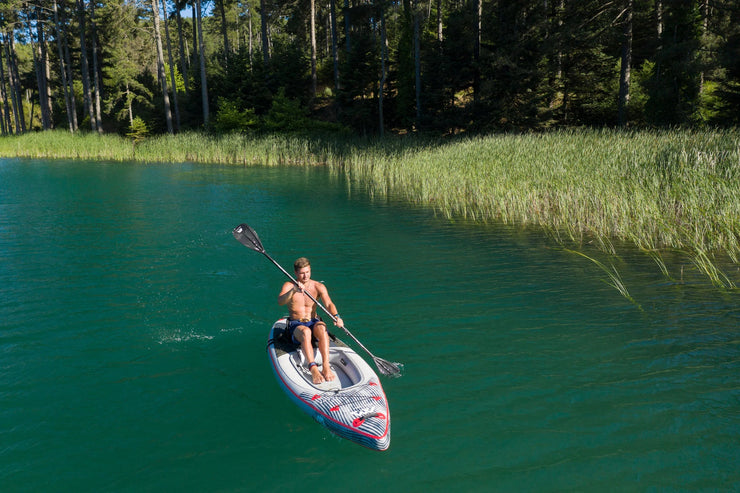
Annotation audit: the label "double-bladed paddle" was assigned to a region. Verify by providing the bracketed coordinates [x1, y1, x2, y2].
[233, 223, 403, 378]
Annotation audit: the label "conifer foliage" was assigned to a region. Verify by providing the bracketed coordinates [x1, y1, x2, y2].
[0, 0, 738, 136]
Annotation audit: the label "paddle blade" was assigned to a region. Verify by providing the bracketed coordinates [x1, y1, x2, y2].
[374, 357, 403, 378]
[233, 223, 265, 253]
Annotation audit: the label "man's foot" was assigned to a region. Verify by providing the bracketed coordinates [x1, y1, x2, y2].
[309, 366, 325, 384]
[322, 367, 336, 382]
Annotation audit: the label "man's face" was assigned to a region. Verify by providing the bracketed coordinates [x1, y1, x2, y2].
[295, 266, 311, 283]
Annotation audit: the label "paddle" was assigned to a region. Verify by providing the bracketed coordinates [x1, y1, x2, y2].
[232, 223, 403, 378]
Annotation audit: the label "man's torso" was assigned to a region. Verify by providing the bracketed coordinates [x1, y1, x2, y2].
[287, 281, 320, 320]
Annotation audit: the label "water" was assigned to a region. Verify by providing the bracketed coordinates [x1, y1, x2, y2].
[1, 158, 738, 492]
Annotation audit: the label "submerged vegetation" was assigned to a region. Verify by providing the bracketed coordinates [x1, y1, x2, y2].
[2, 128, 738, 290]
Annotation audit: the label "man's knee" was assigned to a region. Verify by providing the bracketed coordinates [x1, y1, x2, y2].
[313, 322, 328, 337]
[295, 325, 311, 341]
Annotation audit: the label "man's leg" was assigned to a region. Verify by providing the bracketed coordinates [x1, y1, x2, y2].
[313, 322, 336, 382]
[294, 324, 324, 384]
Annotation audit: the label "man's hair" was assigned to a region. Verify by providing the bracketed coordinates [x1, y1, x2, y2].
[294, 257, 311, 271]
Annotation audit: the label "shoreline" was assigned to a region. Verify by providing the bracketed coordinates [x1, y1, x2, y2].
[2, 128, 738, 289]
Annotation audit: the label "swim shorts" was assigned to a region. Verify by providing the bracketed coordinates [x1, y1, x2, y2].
[287, 318, 321, 344]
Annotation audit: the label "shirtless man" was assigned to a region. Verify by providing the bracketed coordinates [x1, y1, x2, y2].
[278, 257, 343, 384]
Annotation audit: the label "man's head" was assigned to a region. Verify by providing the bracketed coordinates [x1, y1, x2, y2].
[294, 257, 311, 282]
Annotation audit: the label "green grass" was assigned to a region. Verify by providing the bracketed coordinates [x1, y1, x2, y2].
[0, 130, 340, 166]
[339, 128, 740, 288]
[2, 128, 738, 289]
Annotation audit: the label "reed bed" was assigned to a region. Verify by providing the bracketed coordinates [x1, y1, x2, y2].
[2, 128, 738, 287]
[0, 130, 345, 166]
[339, 128, 740, 287]
[349, 130, 739, 249]
[135, 132, 342, 166]
[0, 130, 133, 160]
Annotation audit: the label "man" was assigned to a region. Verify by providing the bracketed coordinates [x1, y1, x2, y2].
[278, 257, 343, 384]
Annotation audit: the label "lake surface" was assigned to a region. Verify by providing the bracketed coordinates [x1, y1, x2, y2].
[1, 157, 738, 492]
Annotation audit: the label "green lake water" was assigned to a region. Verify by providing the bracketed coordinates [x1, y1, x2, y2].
[1, 158, 738, 492]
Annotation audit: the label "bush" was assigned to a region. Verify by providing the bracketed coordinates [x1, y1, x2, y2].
[262, 88, 348, 134]
[262, 88, 311, 132]
[212, 98, 258, 133]
[127, 116, 149, 142]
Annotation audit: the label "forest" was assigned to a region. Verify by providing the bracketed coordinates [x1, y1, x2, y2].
[1, 0, 739, 138]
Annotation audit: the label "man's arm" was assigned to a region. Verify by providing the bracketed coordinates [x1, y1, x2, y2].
[278, 281, 297, 306]
[317, 284, 344, 327]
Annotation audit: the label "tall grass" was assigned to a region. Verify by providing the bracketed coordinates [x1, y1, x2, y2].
[0, 130, 133, 160]
[0, 130, 345, 166]
[338, 128, 740, 288]
[2, 128, 738, 288]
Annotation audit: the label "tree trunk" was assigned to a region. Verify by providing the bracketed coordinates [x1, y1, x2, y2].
[248, 3, 253, 66]
[76, 0, 96, 132]
[196, 0, 210, 124]
[61, 2, 78, 131]
[90, 0, 103, 133]
[191, 3, 198, 66]
[699, 0, 709, 95]
[126, 82, 133, 127]
[414, 4, 421, 125]
[557, 0, 564, 80]
[27, 7, 51, 130]
[0, 38, 10, 134]
[653, 0, 663, 84]
[344, 0, 351, 53]
[235, 3, 241, 51]
[174, 2, 189, 94]
[618, 0, 632, 126]
[162, 0, 181, 131]
[218, 0, 231, 58]
[152, 0, 174, 133]
[41, 12, 54, 129]
[436, 0, 442, 42]
[7, 35, 16, 132]
[6, 30, 26, 133]
[379, 0, 387, 136]
[35, 6, 53, 129]
[260, 0, 270, 66]
[53, 0, 74, 132]
[29, 91, 36, 130]
[310, 0, 317, 97]
[473, 0, 482, 108]
[330, 0, 339, 90]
